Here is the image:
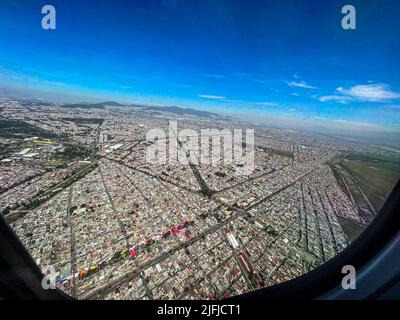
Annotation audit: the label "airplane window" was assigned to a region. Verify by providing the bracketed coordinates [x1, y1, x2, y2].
[0, 0, 399, 301]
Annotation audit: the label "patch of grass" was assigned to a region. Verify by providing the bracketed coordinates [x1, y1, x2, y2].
[0, 119, 57, 139]
[257, 146, 293, 159]
[52, 143, 94, 162]
[337, 216, 366, 242]
[342, 153, 400, 211]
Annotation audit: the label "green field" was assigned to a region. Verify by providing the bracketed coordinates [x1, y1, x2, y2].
[0, 119, 57, 139]
[337, 216, 366, 242]
[341, 152, 400, 212]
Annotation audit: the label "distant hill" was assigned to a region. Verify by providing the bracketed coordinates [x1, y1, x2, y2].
[62, 101, 125, 109]
[62, 101, 124, 109]
[142, 105, 222, 119]
[99, 101, 125, 106]
[61, 101, 225, 119]
[62, 103, 105, 109]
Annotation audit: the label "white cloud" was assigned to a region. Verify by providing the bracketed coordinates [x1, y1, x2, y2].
[287, 81, 317, 89]
[255, 102, 277, 107]
[289, 108, 296, 111]
[318, 95, 351, 104]
[337, 84, 400, 101]
[198, 94, 226, 100]
[317, 83, 400, 104]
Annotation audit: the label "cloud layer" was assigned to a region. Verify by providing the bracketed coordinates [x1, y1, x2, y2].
[337, 84, 400, 101]
[318, 83, 400, 104]
[287, 81, 317, 89]
[198, 94, 226, 100]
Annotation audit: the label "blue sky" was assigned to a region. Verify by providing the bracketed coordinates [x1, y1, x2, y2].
[1, 0, 400, 131]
